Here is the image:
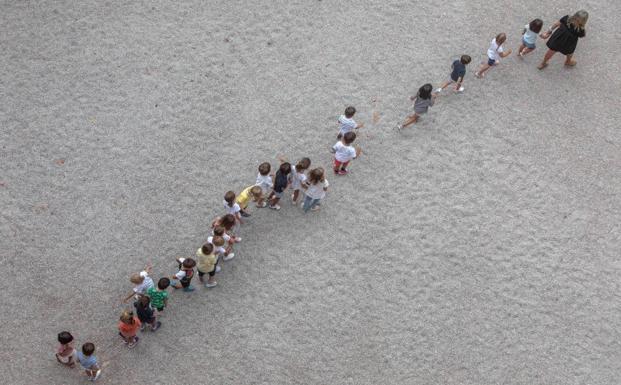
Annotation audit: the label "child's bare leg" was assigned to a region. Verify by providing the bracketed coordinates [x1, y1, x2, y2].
[517, 43, 525, 55]
[402, 114, 418, 128]
[521, 47, 534, 56]
[538, 49, 556, 69]
[438, 80, 449, 90]
[476, 63, 491, 77]
[271, 197, 280, 206]
[292, 189, 299, 202]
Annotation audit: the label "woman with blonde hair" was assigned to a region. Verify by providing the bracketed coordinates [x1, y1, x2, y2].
[538, 10, 588, 69]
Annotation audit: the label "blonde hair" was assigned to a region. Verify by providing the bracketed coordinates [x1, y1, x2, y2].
[120, 310, 134, 323]
[250, 185, 262, 197]
[129, 273, 144, 284]
[568, 10, 588, 31]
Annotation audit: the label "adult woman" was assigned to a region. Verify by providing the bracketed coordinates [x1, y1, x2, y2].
[538, 10, 588, 69]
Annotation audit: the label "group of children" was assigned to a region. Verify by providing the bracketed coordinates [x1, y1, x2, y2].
[55, 106, 365, 381]
[397, 17, 567, 130]
[54, 13, 587, 382]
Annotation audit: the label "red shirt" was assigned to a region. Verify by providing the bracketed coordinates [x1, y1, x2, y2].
[118, 317, 141, 337]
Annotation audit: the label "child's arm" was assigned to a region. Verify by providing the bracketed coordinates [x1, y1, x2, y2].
[122, 290, 136, 303]
[355, 122, 364, 129]
[144, 264, 153, 275]
[355, 146, 362, 157]
[499, 48, 512, 58]
[277, 155, 288, 164]
[455, 76, 464, 89]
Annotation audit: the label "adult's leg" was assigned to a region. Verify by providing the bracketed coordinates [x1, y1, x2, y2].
[564, 53, 576, 66]
[538, 49, 556, 69]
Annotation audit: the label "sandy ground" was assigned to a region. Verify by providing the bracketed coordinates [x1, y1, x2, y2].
[2, 0, 621, 384]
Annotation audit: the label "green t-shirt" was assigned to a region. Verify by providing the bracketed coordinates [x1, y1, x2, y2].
[147, 287, 168, 309]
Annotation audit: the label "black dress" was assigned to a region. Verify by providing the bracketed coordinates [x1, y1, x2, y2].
[547, 15, 586, 55]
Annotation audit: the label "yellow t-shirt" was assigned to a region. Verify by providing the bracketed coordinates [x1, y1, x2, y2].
[235, 185, 255, 209]
[196, 248, 217, 273]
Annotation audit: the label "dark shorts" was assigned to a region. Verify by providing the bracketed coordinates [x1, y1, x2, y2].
[198, 269, 216, 277]
[487, 57, 496, 66]
[156, 307, 164, 312]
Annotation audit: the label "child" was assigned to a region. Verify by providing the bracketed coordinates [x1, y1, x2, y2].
[517, 19, 544, 57]
[55, 331, 75, 367]
[290, 157, 311, 205]
[337, 106, 364, 139]
[171, 257, 196, 292]
[436, 55, 472, 93]
[76, 342, 101, 381]
[208, 234, 232, 262]
[269, 162, 292, 210]
[122, 265, 154, 303]
[302, 167, 329, 213]
[211, 214, 242, 244]
[332, 132, 360, 175]
[475, 33, 512, 78]
[146, 277, 169, 323]
[255, 162, 273, 208]
[196, 242, 218, 288]
[223, 191, 243, 224]
[118, 310, 141, 348]
[135, 295, 160, 331]
[235, 185, 263, 217]
[396, 84, 436, 130]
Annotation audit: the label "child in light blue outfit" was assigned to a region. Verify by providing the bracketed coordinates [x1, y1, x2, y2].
[518, 19, 544, 57]
[76, 342, 101, 381]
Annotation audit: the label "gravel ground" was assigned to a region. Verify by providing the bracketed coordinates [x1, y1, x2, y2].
[2, 0, 620, 384]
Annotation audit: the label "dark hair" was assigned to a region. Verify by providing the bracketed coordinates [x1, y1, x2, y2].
[417, 84, 433, 100]
[138, 295, 150, 306]
[157, 277, 170, 290]
[343, 131, 356, 145]
[344, 106, 356, 118]
[278, 162, 291, 175]
[201, 243, 214, 255]
[58, 331, 73, 345]
[220, 214, 235, 230]
[529, 18, 543, 33]
[182, 258, 196, 269]
[258, 162, 271, 175]
[298, 157, 311, 170]
[213, 226, 225, 236]
[308, 168, 325, 184]
[224, 190, 235, 204]
[82, 342, 95, 356]
[460, 55, 472, 65]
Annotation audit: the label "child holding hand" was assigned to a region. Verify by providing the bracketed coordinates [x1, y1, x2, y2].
[475, 33, 512, 78]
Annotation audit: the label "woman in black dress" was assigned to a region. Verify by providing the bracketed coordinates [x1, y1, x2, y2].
[538, 10, 588, 69]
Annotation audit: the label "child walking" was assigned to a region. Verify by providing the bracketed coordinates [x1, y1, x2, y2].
[118, 310, 141, 348]
[146, 277, 169, 323]
[134, 295, 160, 331]
[235, 185, 263, 217]
[397, 84, 436, 130]
[197, 242, 218, 288]
[255, 162, 273, 208]
[269, 162, 292, 210]
[337, 106, 364, 139]
[302, 167, 329, 213]
[122, 265, 154, 303]
[436, 55, 472, 93]
[332, 132, 360, 175]
[290, 157, 311, 205]
[223, 191, 243, 224]
[517, 19, 544, 57]
[171, 257, 196, 292]
[475, 33, 512, 78]
[55, 331, 75, 367]
[76, 342, 101, 381]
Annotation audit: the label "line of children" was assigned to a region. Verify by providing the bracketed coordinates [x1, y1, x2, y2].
[56, 14, 590, 381]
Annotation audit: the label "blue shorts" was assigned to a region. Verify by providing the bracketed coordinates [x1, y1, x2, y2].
[487, 57, 496, 66]
[522, 37, 536, 49]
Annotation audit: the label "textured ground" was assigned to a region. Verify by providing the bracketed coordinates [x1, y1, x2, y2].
[2, 0, 621, 384]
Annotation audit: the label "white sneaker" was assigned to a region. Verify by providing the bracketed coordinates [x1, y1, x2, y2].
[92, 369, 101, 381]
[205, 281, 217, 288]
[435, 88, 442, 93]
[396, 124, 403, 131]
[223, 253, 235, 261]
[269, 204, 281, 210]
[235, 237, 242, 242]
[457, 86, 464, 92]
[215, 265, 221, 273]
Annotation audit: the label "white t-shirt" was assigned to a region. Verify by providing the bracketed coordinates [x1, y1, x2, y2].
[212, 229, 231, 242]
[256, 174, 273, 193]
[487, 38, 504, 61]
[332, 141, 357, 162]
[223, 200, 241, 216]
[175, 270, 187, 280]
[133, 271, 154, 294]
[305, 179, 329, 200]
[290, 170, 307, 190]
[338, 115, 357, 136]
[207, 236, 226, 256]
